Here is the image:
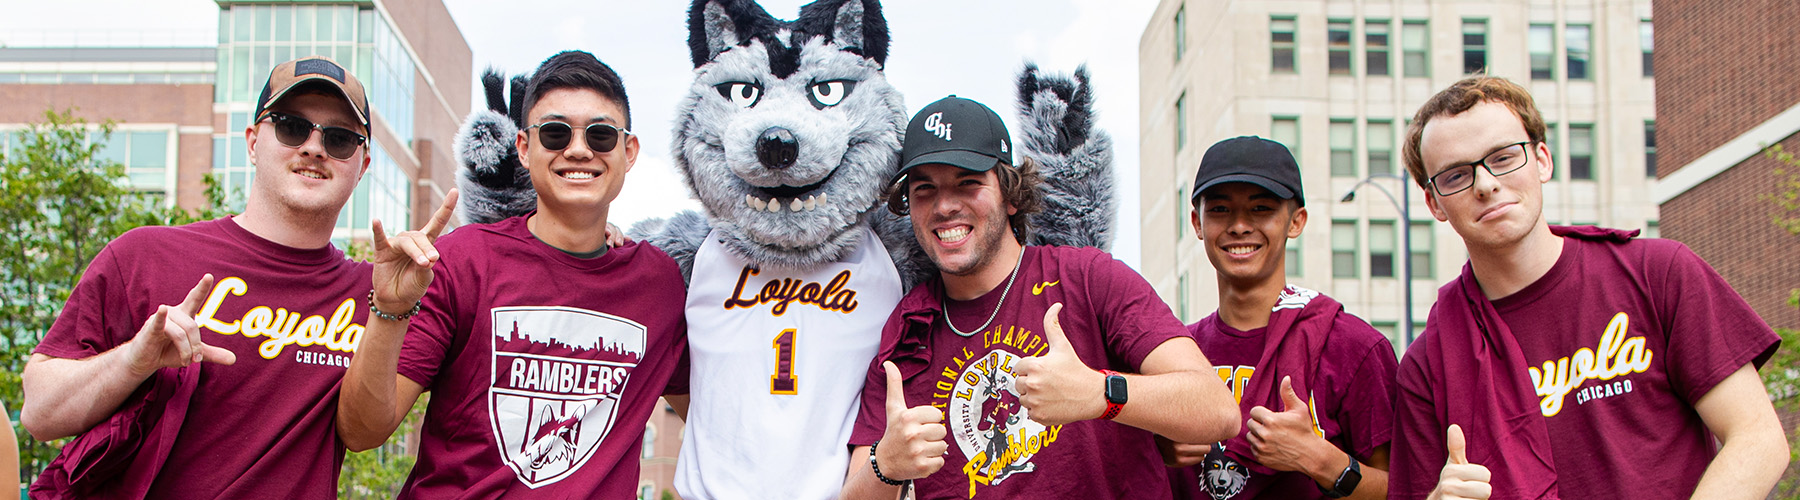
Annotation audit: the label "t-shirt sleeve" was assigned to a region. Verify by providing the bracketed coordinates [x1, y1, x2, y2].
[848, 313, 910, 448]
[663, 320, 691, 396]
[1085, 252, 1190, 371]
[1334, 324, 1399, 461]
[1653, 242, 1782, 404]
[36, 244, 132, 360]
[1386, 341, 1444, 500]
[396, 257, 464, 389]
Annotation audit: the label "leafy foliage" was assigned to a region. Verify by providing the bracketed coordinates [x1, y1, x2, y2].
[1763, 145, 1800, 500]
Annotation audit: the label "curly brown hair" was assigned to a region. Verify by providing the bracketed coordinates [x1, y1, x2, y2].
[1402, 75, 1546, 192]
[885, 157, 1044, 244]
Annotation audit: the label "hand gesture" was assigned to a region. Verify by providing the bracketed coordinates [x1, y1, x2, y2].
[1430, 424, 1492, 500]
[126, 274, 235, 377]
[1014, 303, 1105, 425]
[604, 222, 631, 248]
[371, 189, 458, 315]
[876, 361, 947, 481]
[1156, 435, 1212, 467]
[1246, 376, 1328, 472]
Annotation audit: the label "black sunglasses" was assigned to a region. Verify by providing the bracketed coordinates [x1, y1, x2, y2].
[526, 121, 631, 153]
[260, 112, 367, 161]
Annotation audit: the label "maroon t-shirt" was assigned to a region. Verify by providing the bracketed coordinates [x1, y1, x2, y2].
[35, 216, 371, 500]
[850, 246, 1189, 499]
[1390, 235, 1780, 499]
[1170, 299, 1398, 500]
[394, 215, 688, 499]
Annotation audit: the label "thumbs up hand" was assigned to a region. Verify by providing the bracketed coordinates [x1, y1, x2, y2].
[875, 361, 948, 481]
[1014, 303, 1106, 426]
[1246, 376, 1330, 473]
[1430, 424, 1492, 500]
[125, 273, 236, 378]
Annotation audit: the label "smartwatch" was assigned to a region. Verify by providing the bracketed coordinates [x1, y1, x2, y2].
[1099, 369, 1127, 420]
[1321, 455, 1362, 498]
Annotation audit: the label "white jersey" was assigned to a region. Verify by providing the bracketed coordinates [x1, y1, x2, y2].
[675, 227, 904, 500]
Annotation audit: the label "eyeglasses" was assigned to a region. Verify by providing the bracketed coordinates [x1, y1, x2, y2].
[259, 112, 367, 161]
[526, 121, 632, 153]
[1427, 141, 1536, 197]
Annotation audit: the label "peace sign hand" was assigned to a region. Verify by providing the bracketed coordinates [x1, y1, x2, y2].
[125, 273, 235, 378]
[371, 189, 458, 316]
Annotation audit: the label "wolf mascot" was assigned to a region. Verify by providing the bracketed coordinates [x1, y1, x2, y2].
[453, 1, 1115, 498]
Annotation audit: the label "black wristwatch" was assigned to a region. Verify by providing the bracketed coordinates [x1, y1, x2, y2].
[1321, 456, 1362, 498]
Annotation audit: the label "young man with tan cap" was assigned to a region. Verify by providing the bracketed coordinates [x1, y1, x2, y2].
[21, 56, 407, 499]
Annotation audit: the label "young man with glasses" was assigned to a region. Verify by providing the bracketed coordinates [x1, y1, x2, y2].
[21, 56, 400, 499]
[337, 50, 689, 498]
[1389, 76, 1787, 500]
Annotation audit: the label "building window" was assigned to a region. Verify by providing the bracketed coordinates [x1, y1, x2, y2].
[637, 484, 656, 500]
[1461, 20, 1487, 74]
[1370, 220, 1396, 278]
[1367, 120, 1393, 176]
[1569, 124, 1594, 180]
[642, 424, 657, 459]
[1645, 220, 1660, 239]
[1178, 272, 1190, 321]
[1372, 321, 1399, 350]
[1332, 220, 1358, 278]
[1529, 24, 1554, 80]
[1644, 121, 1657, 177]
[1402, 21, 1429, 77]
[1328, 19, 1353, 75]
[1272, 16, 1297, 73]
[1175, 92, 1188, 151]
[333, 141, 411, 242]
[95, 130, 173, 196]
[1287, 235, 1303, 277]
[1410, 221, 1433, 279]
[1174, 6, 1187, 61]
[1366, 20, 1390, 76]
[1330, 120, 1355, 177]
[1177, 185, 1187, 238]
[1567, 24, 1591, 80]
[1640, 20, 1654, 77]
[1271, 116, 1299, 159]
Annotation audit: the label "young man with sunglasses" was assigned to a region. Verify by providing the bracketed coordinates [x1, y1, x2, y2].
[1388, 76, 1787, 500]
[337, 50, 689, 498]
[21, 56, 392, 498]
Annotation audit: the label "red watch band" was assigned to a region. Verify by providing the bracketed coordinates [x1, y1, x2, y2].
[1099, 369, 1124, 420]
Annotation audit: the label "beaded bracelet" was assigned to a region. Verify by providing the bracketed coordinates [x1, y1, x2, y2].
[367, 290, 422, 322]
[868, 440, 907, 486]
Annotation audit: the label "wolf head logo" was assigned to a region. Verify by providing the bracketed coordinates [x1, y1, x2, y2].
[1202, 442, 1250, 500]
[674, 0, 906, 270]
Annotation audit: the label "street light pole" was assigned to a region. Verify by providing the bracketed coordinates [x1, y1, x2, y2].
[1340, 172, 1414, 346]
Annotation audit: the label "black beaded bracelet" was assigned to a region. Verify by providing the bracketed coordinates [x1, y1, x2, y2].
[368, 290, 422, 322]
[868, 440, 906, 486]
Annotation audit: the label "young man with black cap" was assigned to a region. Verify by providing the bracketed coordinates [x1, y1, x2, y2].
[839, 96, 1240, 499]
[1163, 136, 1396, 500]
[20, 56, 407, 499]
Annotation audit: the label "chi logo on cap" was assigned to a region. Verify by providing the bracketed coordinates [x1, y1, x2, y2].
[924, 112, 952, 141]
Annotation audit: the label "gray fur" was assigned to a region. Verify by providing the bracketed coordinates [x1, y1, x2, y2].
[628, 211, 712, 283]
[699, 3, 742, 63]
[454, 109, 535, 224]
[1018, 65, 1115, 250]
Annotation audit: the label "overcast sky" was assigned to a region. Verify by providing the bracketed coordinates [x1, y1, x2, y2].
[0, 0, 1158, 268]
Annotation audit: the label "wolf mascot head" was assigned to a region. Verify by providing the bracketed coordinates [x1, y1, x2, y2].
[454, 0, 1115, 287]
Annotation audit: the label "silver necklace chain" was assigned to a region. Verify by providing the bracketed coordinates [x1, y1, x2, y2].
[944, 246, 1027, 337]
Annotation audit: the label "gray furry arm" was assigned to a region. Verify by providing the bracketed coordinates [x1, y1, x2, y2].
[629, 210, 712, 286]
[1016, 64, 1116, 251]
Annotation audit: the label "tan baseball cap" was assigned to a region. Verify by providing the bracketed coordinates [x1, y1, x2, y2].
[254, 56, 370, 132]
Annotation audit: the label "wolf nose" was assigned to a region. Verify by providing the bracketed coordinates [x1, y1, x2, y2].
[756, 127, 799, 169]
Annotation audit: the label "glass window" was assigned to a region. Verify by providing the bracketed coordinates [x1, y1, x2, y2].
[1286, 235, 1302, 277]
[1328, 20, 1352, 75]
[1366, 20, 1390, 76]
[1272, 16, 1296, 73]
[1370, 220, 1396, 278]
[1645, 220, 1660, 239]
[1410, 221, 1433, 279]
[316, 6, 335, 41]
[1178, 272, 1190, 321]
[1569, 124, 1594, 180]
[1402, 21, 1429, 77]
[128, 131, 166, 167]
[296, 6, 315, 43]
[1530, 24, 1554, 80]
[1330, 120, 1355, 177]
[1177, 186, 1187, 238]
[1174, 7, 1186, 61]
[1462, 20, 1487, 74]
[1368, 120, 1393, 176]
[1567, 24, 1591, 80]
[233, 7, 253, 42]
[254, 5, 273, 42]
[1645, 121, 1657, 178]
[274, 5, 292, 41]
[642, 425, 656, 459]
[1175, 93, 1187, 151]
[1271, 117, 1299, 159]
[94, 132, 128, 166]
[1640, 20, 1654, 77]
[1332, 221, 1358, 278]
[339, 7, 358, 42]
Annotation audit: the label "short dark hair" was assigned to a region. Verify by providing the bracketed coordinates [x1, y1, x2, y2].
[1403, 75, 1545, 191]
[885, 157, 1044, 244]
[521, 51, 632, 129]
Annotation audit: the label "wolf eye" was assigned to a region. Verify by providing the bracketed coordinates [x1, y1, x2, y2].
[807, 80, 857, 109]
[714, 82, 762, 108]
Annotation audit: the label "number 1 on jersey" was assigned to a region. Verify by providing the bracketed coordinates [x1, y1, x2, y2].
[771, 328, 798, 394]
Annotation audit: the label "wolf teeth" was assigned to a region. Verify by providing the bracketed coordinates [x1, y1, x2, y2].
[790, 199, 803, 212]
[803, 196, 817, 212]
[745, 194, 828, 213]
[747, 194, 767, 211]
[768, 199, 782, 213]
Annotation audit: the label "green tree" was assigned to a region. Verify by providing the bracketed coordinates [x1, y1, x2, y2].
[1761, 144, 1800, 500]
[0, 109, 232, 485]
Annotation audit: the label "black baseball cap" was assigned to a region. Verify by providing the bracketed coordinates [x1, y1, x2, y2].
[895, 95, 1013, 182]
[254, 56, 370, 132]
[1190, 136, 1305, 207]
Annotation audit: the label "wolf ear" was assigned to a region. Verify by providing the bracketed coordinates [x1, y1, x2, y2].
[798, 0, 888, 65]
[689, 0, 781, 67]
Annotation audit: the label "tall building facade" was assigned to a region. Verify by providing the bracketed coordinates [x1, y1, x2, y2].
[0, 0, 471, 246]
[1139, 0, 1660, 352]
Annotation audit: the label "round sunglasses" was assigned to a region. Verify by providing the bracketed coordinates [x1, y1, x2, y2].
[260, 112, 367, 161]
[526, 121, 631, 153]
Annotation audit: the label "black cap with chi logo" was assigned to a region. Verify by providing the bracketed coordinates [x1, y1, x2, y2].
[896, 95, 1013, 182]
[253, 56, 370, 132]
